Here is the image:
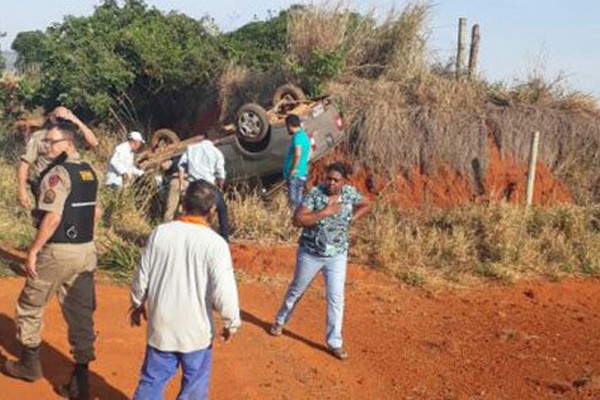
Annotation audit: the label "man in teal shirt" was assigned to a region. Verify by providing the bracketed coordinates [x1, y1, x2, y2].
[283, 114, 311, 208]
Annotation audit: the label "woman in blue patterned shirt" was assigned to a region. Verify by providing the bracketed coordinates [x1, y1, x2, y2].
[269, 162, 371, 360]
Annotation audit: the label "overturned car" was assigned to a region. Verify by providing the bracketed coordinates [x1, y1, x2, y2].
[137, 85, 345, 185]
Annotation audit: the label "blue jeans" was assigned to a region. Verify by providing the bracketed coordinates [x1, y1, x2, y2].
[275, 248, 348, 349]
[287, 176, 307, 209]
[133, 346, 212, 400]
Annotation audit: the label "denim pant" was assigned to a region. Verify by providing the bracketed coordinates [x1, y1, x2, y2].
[287, 176, 307, 209]
[215, 190, 229, 242]
[275, 248, 348, 349]
[134, 346, 212, 400]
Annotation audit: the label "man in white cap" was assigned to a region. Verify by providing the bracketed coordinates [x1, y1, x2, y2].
[105, 131, 145, 189]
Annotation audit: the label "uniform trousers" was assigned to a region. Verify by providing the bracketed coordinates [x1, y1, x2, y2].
[16, 242, 97, 363]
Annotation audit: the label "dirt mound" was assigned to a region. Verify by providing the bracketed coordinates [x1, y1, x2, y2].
[310, 138, 572, 207]
[1, 243, 599, 399]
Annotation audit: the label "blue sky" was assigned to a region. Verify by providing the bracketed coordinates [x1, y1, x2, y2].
[1, 0, 598, 100]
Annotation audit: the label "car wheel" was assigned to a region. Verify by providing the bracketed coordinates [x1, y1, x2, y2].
[236, 103, 269, 143]
[272, 84, 306, 105]
[150, 129, 180, 150]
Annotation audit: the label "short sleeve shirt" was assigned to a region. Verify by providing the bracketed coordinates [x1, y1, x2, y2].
[283, 129, 310, 179]
[37, 155, 80, 215]
[298, 184, 364, 257]
[179, 140, 226, 184]
[20, 129, 52, 177]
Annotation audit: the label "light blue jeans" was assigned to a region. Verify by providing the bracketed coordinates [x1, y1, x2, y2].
[287, 176, 307, 209]
[275, 248, 348, 349]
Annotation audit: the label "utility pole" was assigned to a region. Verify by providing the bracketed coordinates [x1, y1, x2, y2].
[456, 17, 467, 80]
[468, 24, 480, 79]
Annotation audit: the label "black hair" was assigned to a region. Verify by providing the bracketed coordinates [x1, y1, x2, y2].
[183, 180, 217, 216]
[46, 119, 79, 141]
[326, 161, 350, 179]
[285, 114, 302, 128]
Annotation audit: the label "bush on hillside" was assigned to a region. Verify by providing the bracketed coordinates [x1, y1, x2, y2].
[17, 0, 228, 129]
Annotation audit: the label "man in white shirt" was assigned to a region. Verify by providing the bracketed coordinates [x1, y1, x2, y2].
[178, 136, 229, 241]
[105, 131, 145, 188]
[129, 180, 241, 399]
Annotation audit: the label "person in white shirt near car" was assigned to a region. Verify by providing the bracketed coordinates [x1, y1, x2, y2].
[178, 135, 229, 241]
[105, 131, 145, 189]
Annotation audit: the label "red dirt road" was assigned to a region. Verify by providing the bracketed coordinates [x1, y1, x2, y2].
[1, 244, 600, 399]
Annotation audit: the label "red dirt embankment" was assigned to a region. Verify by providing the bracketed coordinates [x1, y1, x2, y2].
[1, 244, 600, 399]
[311, 140, 572, 207]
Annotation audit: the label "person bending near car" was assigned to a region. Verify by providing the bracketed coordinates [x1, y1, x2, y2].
[129, 180, 241, 399]
[105, 131, 146, 189]
[283, 114, 311, 209]
[178, 135, 229, 241]
[269, 161, 370, 360]
[17, 106, 99, 209]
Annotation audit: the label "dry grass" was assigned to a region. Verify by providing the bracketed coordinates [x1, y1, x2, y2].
[329, 76, 488, 177]
[286, 1, 430, 80]
[485, 97, 600, 204]
[352, 202, 600, 285]
[287, 2, 350, 65]
[228, 189, 297, 242]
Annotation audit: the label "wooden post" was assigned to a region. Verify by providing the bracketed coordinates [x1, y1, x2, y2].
[526, 131, 540, 207]
[468, 24, 480, 79]
[456, 17, 467, 80]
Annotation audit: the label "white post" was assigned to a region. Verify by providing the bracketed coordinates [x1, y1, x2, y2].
[526, 131, 540, 206]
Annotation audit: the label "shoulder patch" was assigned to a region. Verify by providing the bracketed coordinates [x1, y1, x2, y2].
[43, 189, 56, 204]
[79, 170, 95, 181]
[48, 175, 61, 187]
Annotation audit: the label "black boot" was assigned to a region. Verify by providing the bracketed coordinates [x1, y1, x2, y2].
[4, 345, 43, 382]
[57, 363, 89, 400]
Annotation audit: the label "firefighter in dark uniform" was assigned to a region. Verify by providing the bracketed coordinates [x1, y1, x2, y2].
[4, 121, 101, 400]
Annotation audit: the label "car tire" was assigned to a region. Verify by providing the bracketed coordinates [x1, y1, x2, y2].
[150, 128, 180, 150]
[236, 103, 270, 143]
[272, 84, 306, 105]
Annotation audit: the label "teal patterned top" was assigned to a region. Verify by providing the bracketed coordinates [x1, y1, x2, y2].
[298, 184, 364, 257]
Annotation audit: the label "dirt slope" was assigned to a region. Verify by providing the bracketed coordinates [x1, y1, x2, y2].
[1, 244, 599, 399]
[310, 138, 572, 208]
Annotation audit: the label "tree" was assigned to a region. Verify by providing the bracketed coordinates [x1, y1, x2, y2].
[224, 10, 288, 71]
[0, 31, 6, 72]
[36, 0, 229, 126]
[11, 31, 48, 71]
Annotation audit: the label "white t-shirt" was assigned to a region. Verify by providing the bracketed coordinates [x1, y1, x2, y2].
[105, 142, 144, 186]
[130, 220, 241, 352]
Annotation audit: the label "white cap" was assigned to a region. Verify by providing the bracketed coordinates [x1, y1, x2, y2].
[128, 131, 145, 143]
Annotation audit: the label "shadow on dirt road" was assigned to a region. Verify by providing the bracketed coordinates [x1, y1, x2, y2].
[0, 313, 128, 399]
[241, 309, 329, 355]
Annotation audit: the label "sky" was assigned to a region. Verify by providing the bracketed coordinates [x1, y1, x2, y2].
[1, 0, 598, 100]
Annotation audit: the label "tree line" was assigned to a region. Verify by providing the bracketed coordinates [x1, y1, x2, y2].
[3, 0, 310, 130]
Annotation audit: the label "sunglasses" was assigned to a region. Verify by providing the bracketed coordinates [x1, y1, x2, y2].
[42, 138, 69, 146]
